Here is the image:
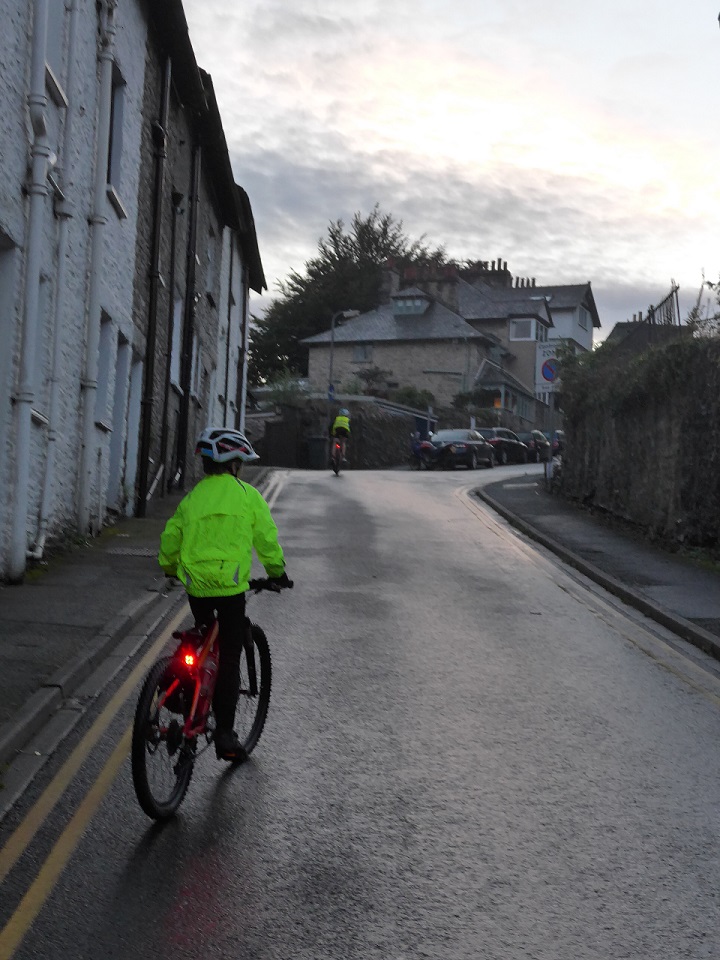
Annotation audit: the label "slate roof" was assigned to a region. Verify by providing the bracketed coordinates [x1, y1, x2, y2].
[458, 278, 600, 328]
[301, 299, 491, 345]
[525, 283, 600, 327]
[458, 279, 554, 325]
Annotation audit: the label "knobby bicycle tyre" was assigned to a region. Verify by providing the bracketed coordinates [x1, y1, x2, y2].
[235, 622, 272, 754]
[131, 656, 195, 820]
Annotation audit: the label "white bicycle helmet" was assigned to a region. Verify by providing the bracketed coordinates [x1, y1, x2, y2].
[195, 427, 260, 463]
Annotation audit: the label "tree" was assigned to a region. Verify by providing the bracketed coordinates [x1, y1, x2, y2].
[356, 365, 392, 397]
[248, 205, 445, 382]
[686, 275, 720, 338]
[390, 385, 436, 409]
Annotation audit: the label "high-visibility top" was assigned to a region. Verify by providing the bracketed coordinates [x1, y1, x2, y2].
[158, 473, 285, 597]
[332, 415, 350, 434]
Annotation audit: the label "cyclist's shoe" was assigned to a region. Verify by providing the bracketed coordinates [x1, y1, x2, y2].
[214, 729, 248, 763]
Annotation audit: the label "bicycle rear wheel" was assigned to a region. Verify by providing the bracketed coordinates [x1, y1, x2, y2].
[235, 623, 272, 754]
[131, 657, 195, 820]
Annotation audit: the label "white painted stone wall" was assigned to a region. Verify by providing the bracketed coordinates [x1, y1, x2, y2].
[215, 227, 246, 429]
[0, 0, 149, 577]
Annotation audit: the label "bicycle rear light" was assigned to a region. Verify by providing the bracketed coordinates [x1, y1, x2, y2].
[183, 651, 195, 667]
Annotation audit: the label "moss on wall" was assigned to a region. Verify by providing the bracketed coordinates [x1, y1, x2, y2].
[559, 338, 720, 551]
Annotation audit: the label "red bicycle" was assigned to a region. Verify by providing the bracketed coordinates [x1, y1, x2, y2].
[131, 577, 291, 820]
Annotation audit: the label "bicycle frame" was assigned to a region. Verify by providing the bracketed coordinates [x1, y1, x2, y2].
[158, 621, 219, 740]
[331, 438, 345, 474]
[158, 617, 262, 741]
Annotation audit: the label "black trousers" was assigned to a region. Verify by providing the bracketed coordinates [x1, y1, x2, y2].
[188, 593, 246, 732]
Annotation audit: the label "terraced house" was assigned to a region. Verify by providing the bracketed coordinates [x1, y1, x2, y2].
[0, 0, 264, 582]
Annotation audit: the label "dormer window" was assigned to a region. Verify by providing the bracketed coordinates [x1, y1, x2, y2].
[392, 294, 430, 316]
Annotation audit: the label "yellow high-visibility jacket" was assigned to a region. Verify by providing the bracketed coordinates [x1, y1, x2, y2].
[158, 474, 285, 597]
[331, 415, 350, 435]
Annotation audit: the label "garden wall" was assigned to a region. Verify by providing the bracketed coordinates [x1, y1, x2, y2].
[559, 338, 720, 551]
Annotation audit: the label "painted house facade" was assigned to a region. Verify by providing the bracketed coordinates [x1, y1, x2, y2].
[0, 0, 264, 581]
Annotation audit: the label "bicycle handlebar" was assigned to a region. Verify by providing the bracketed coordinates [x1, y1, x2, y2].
[247, 577, 294, 593]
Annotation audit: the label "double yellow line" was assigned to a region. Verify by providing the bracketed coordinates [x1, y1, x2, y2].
[0, 603, 189, 959]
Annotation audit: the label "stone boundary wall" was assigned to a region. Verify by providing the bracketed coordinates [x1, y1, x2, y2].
[559, 338, 720, 552]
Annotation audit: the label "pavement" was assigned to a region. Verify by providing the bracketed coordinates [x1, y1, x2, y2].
[1, 463, 719, 793]
[478, 471, 720, 661]
[0, 465, 270, 776]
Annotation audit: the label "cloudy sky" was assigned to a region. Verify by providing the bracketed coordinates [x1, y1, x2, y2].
[183, 0, 720, 338]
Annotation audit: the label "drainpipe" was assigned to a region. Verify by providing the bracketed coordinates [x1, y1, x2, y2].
[158, 191, 183, 494]
[136, 56, 171, 518]
[223, 230, 234, 426]
[29, 0, 80, 561]
[8, 0, 51, 582]
[77, 0, 117, 535]
[238, 265, 250, 434]
[174, 142, 201, 488]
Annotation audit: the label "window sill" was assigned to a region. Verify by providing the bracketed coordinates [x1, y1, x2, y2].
[106, 185, 128, 220]
[45, 64, 68, 108]
[31, 409, 49, 427]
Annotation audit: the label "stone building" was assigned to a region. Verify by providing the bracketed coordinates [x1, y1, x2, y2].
[0, 0, 264, 581]
[303, 260, 599, 424]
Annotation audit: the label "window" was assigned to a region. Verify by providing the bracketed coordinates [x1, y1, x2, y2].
[537, 323, 548, 343]
[579, 305, 590, 330]
[392, 297, 429, 316]
[45, 0, 67, 104]
[510, 319, 533, 340]
[205, 228, 217, 304]
[32, 275, 51, 416]
[170, 297, 183, 390]
[352, 344, 373, 362]
[106, 62, 126, 215]
[95, 311, 114, 427]
[191, 334, 202, 398]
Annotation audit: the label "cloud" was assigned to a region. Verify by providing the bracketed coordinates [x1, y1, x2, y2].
[184, 0, 720, 336]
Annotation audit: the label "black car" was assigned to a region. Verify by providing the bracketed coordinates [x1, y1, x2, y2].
[476, 427, 529, 465]
[428, 429, 495, 470]
[517, 430, 552, 462]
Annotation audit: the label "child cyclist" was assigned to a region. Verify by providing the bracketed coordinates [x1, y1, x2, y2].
[158, 427, 291, 762]
[329, 407, 351, 462]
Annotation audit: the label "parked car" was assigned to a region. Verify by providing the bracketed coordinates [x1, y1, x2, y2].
[427, 429, 495, 470]
[517, 430, 552, 462]
[476, 427, 529, 465]
[542, 429, 565, 457]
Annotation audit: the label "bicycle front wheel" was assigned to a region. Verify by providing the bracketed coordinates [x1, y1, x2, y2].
[131, 657, 195, 820]
[235, 623, 272, 754]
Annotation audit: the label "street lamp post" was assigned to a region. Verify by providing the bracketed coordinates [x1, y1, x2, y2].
[326, 308, 359, 426]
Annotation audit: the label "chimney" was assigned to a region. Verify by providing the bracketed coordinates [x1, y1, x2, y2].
[531, 278, 536, 287]
[380, 260, 401, 301]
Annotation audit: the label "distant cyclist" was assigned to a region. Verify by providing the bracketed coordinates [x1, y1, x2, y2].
[158, 427, 290, 762]
[329, 407, 351, 463]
